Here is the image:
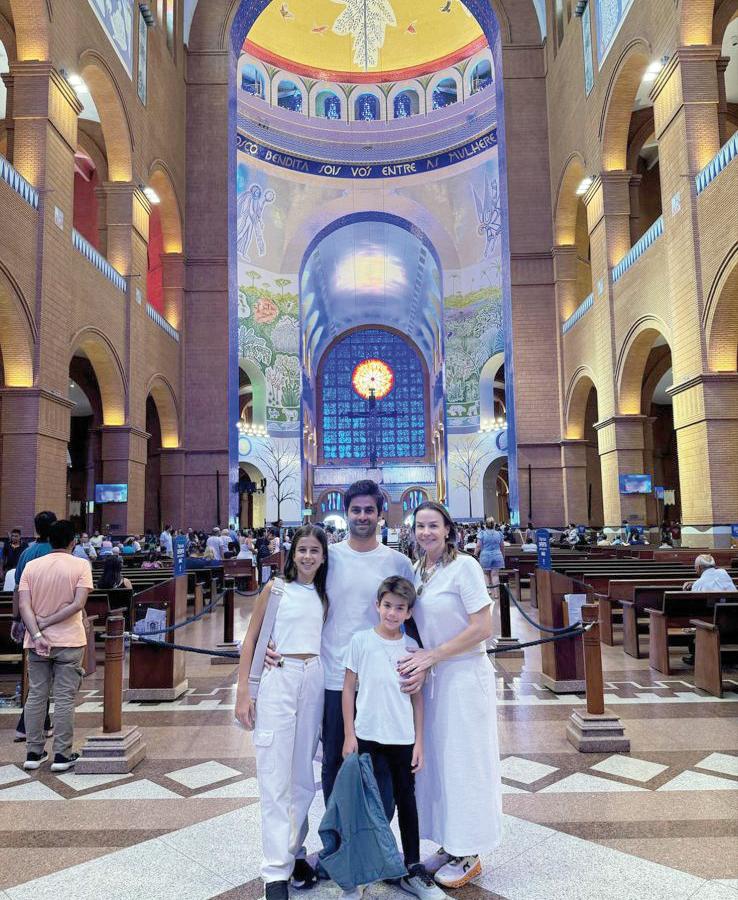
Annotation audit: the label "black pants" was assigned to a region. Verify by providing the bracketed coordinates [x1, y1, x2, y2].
[321, 690, 394, 818]
[358, 738, 419, 867]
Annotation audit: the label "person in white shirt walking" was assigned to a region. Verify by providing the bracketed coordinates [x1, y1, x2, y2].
[159, 525, 173, 558]
[342, 576, 446, 900]
[235, 525, 329, 900]
[206, 528, 223, 561]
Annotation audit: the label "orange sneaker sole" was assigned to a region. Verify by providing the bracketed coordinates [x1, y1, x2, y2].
[435, 859, 482, 888]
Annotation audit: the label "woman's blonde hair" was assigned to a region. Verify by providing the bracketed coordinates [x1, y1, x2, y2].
[203, 546, 215, 560]
[412, 500, 458, 564]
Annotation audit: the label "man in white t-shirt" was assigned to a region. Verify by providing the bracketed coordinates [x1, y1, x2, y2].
[206, 528, 223, 561]
[159, 525, 173, 558]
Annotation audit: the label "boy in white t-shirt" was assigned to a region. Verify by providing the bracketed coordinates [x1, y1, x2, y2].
[342, 577, 446, 900]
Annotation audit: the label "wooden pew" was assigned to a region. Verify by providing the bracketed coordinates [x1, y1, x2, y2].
[693, 603, 738, 698]
[534, 567, 589, 692]
[647, 591, 734, 675]
[597, 578, 688, 645]
[620, 586, 678, 659]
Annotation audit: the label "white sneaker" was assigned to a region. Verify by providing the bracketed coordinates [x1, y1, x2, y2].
[422, 847, 453, 875]
[400, 865, 447, 900]
[434, 856, 481, 888]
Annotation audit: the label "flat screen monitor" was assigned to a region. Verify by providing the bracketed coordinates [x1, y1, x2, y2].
[618, 474, 652, 495]
[94, 483, 128, 503]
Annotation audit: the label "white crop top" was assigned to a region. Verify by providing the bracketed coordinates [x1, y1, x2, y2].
[272, 580, 324, 655]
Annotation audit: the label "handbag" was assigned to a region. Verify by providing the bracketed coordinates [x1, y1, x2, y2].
[247, 577, 285, 701]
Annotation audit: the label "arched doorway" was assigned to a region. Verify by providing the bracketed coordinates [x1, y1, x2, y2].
[68, 354, 104, 534]
[566, 372, 604, 527]
[239, 461, 266, 529]
[144, 396, 162, 532]
[483, 457, 509, 524]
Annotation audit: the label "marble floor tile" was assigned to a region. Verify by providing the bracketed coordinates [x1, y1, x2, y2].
[695, 753, 738, 778]
[478, 828, 705, 900]
[498, 755, 558, 784]
[80, 779, 182, 800]
[539, 773, 649, 793]
[0, 766, 30, 787]
[500, 783, 529, 794]
[196, 777, 260, 799]
[591, 755, 668, 783]
[3, 836, 235, 900]
[55, 772, 134, 791]
[657, 771, 738, 792]
[166, 761, 243, 789]
[0, 781, 62, 801]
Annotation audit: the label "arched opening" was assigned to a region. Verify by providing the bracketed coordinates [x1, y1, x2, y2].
[470, 58, 493, 94]
[241, 62, 265, 98]
[479, 352, 506, 429]
[432, 77, 458, 110]
[238, 359, 267, 428]
[355, 92, 379, 121]
[0, 34, 11, 156]
[68, 354, 104, 534]
[239, 461, 266, 529]
[78, 57, 133, 182]
[393, 89, 419, 119]
[619, 327, 680, 526]
[147, 205, 164, 313]
[276, 79, 303, 113]
[316, 90, 341, 119]
[554, 154, 593, 320]
[147, 165, 184, 327]
[566, 371, 604, 526]
[73, 147, 100, 249]
[144, 395, 162, 532]
[401, 488, 427, 524]
[483, 457, 509, 524]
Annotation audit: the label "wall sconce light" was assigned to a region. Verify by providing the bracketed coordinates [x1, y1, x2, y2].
[575, 176, 593, 196]
[143, 186, 160, 204]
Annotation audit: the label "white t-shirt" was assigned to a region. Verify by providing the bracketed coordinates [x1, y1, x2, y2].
[345, 628, 419, 745]
[160, 531, 173, 556]
[206, 535, 223, 560]
[272, 580, 324, 656]
[691, 567, 737, 593]
[321, 540, 415, 691]
[412, 554, 491, 653]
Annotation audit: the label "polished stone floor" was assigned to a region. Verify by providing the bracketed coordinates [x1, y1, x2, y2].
[1, 592, 736, 899]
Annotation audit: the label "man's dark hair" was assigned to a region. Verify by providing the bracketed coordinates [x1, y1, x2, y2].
[345, 479, 384, 514]
[49, 519, 75, 549]
[34, 511, 58, 541]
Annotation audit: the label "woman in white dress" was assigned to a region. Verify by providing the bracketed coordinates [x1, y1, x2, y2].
[397, 500, 502, 889]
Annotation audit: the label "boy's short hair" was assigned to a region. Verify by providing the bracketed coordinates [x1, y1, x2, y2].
[377, 575, 416, 609]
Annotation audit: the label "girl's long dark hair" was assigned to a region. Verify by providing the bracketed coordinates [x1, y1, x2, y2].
[99, 555, 123, 589]
[283, 524, 330, 615]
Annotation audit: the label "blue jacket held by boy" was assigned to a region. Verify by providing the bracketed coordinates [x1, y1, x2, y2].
[318, 752, 407, 890]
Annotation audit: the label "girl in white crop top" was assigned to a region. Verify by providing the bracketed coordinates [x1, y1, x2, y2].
[235, 525, 329, 895]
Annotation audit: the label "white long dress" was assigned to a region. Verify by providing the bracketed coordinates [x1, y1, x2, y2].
[412, 553, 503, 857]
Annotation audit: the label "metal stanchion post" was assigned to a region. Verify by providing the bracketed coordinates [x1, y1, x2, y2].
[566, 604, 629, 752]
[77, 615, 147, 773]
[489, 580, 523, 658]
[212, 576, 239, 666]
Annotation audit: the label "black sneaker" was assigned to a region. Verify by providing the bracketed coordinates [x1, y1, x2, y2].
[50, 752, 80, 772]
[292, 859, 318, 890]
[23, 750, 49, 770]
[265, 881, 289, 900]
[681, 655, 695, 666]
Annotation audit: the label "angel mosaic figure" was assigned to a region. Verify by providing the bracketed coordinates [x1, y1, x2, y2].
[472, 177, 502, 259]
[237, 184, 275, 260]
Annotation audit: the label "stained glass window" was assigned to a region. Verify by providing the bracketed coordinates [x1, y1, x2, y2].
[321, 329, 426, 462]
[402, 489, 427, 514]
[356, 93, 379, 121]
[321, 491, 343, 514]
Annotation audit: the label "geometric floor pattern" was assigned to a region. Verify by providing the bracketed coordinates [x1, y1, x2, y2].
[1, 597, 737, 898]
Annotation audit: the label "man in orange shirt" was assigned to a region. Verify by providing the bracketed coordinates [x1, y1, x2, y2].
[18, 519, 93, 772]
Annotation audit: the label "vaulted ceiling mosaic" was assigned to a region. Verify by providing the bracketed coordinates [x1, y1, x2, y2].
[245, 0, 485, 81]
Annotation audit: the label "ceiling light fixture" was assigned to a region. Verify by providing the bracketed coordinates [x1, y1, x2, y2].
[642, 56, 668, 83]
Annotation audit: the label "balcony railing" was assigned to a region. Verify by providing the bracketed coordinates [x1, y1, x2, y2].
[562, 292, 594, 335]
[0, 154, 39, 209]
[146, 304, 180, 342]
[696, 131, 738, 195]
[72, 229, 127, 292]
[612, 216, 664, 283]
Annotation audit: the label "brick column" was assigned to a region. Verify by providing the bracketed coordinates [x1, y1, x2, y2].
[0, 389, 74, 532]
[161, 252, 185, 331]
[595, 416, 649, 526]
[651, 48, 724, 539]
[159, 448, 186, 529]
[98, 425, 148, 534]
[716, 56, 730, 146]
[184, 47, 239, 527]
[560, 439, 589, 524]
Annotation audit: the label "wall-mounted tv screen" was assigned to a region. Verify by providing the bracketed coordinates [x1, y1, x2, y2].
[95, 483, 128, 503]
[618, 474, 652, 495]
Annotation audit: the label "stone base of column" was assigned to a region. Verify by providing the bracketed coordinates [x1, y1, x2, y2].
[126, 679, 188, 701]
[488, 636, 524, 659]
[566, 709, 630, 753]
[210, 642, 240, 666]
[75, 726, 147, 773]
[541, 673, 585, 693]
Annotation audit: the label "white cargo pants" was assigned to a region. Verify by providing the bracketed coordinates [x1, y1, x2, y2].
[254, 656, 324, 883]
